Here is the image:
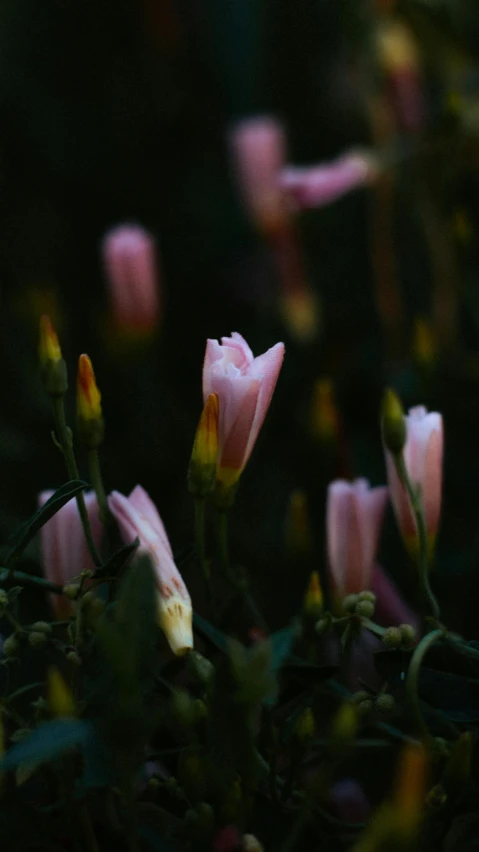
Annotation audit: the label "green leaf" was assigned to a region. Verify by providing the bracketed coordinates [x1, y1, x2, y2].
[193, 612, 230, 653]
[0, 720, 92, 770]
[5, 480, 89, 565]
[93, 537, 140, 579]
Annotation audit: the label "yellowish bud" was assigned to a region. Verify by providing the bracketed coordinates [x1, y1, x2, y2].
[293, 707, 315, 743]
[331, 702, 358, 746]
[303, 571, 323, 620]
[311, 378, 339, 442]
[412, 318, 436, 369]
[381, 388, 406, 455]
[77, 354, 104, 448]
[39, 315, 62, 366]
[188, 394, 219, 497]
[47, 667, 75, 718]
[285, 489, 312, 554]
[158, 592, 194, 656]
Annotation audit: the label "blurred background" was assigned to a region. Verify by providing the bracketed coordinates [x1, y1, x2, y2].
[1, 0, 479, 633]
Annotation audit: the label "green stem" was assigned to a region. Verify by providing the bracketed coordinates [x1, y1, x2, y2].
[214, 509, 268, 632]
[52, 397, 102, 568]
[395, 454, 440, 622]
[406, 628, 443, 740]
[88, 448, 110, 525]
[0, 569, 63, 595]
[195, 498, 215, 615]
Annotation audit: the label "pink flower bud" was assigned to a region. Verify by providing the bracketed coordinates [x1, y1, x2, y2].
[228, 116, 288, 234]
[203, 332, 284, 492]
[38, 490, 102, 617]
[384, 406, 443, 554]
[108, 485, 193, 655]
[280, 152, 376, 211]
[327, 479, 389, 595]
[101, 224, 160, 333]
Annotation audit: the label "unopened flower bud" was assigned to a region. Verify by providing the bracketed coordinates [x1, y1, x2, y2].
[381, 388, 406, 455]
[358, 590, 376, 604]
[357, 699, 374, 716]
[375, 693, 396, 715]
[342, 594, 359, 613]
[399, 624, 417, 647]
[425, 784, 447, 809]
[29, 631, 47, 649]
[383, 626, 403, 649]
[31, 621, 52, 635]
[3, 635, 19, 657]
[355, 599, 375, 619]
[39, 315, 68, 396]
[47, 667, 75, 718]
[315, 616, 331, 636]
[188, 394, 219, 498]
[63, 583, 80, 601]
[82, 594, 105, 619]
[187, 650, 215, 687]
[66, 651, 82, 667]
[332, 703, 358, 746]
[147, 777, 161, 791]
[352, 690, 371, 704]
[243, 835, 264, 852]
[303, 571, 323, 621]
[77, 354, 104, 449]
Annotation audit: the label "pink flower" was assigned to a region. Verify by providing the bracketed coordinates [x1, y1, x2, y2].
[39, 490, 102, 617]
[228, 116, 287, 234]
[280, 152, 376, 211]
[327, 479, 389, 595]
[108, 486, 193, 655]
[385, 406, 443, 553]
[101, 224, 160, 333]
[203, 333, 285, 491]
[372, 565, 419, 630]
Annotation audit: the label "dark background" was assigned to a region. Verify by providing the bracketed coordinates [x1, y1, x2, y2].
[1, 0, 479, 633]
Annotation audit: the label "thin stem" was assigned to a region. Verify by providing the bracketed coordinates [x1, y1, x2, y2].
[88, 448, 110, 526]
[406, 628, 443, 740]
[52, 397, 102, 568]
[195, 498, 215, 615]
[214, 509, 268, 632]
[1, 569, 63, 595]
[395, 454, 440, 622]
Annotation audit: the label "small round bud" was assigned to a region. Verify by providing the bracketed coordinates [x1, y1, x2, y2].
[342, 594, 359, 613]
[83, 595, 105, 619]
[375, 693, 395, 715]
[3, 635, 19, 657]
[355, 600, 375, 619]
[147, 777, 161, 790]
[426, 784, 447, 809]
[352, 690, 371, 704]
[315, 617, 331, 636]
[399, 624, 417, 647]
[383, 627, 402, 649]
[243, 835, 264, 852]
[63, 583, 80, 601]
[0, 590, 8, 608]
[29, 631, 47, 649]
[357, 699, 374, 716]
[381, 388, 406, 455]
[66, 651, 82, 667]
[358, 591, 376, 604]
[31, 621, 52, 635]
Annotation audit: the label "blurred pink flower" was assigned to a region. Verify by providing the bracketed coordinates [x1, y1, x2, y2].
[327, 478, 389, 595]
[39, 490, 102, 617]
[102, 224, 160, 332]
[280, 152, 376, 211]
[372, 565, 418, 630]
[384, 406, 443, 553]
[228, 116, 287, 234]
[108, 485, 193, 655]
[203, 332, 284, 490]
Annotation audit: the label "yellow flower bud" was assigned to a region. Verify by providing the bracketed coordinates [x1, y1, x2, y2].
[47, 667, 75, 718]
[188, 394, 219, 497]
[303, 571, 323, 620]
[412, 318, 436, 369]
[285, 489, 312, 555]
[381, 388, 406, 455]
[331, 702, 358, 746]
[77, 354, 104, 448]
[394, 744, 427, 836]
[38, 315, 68, 396]
[311, 378, 339, 442]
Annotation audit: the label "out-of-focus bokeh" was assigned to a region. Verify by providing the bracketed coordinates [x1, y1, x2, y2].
[1, 0, 479, 632]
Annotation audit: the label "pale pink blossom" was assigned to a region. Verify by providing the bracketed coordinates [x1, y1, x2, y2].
[39, 490, 102, 617]
[228, 116, 287, 233]
[372, 565, 419, 630]
[327, 479, 389, 595]
[385, 406, 443, 549]
[102, 224, 160, 332]
[203, 332, 284, 488]
[280, 152, 376, 211]
[108, 485, 193, 655]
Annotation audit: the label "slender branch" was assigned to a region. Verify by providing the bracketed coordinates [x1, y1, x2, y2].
[406, 628, 443, 739]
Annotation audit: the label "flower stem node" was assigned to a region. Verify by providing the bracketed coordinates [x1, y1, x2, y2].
[355, 599, 375, 619]
[383, 626, 403, 649]
[381, 388, 406, 455]
[375, 693, 396, 715]
[399, 623, 417, 646]
[342, 593, 359, 613]
[3, 635, 19, 657]
[28, 631, 47, 649]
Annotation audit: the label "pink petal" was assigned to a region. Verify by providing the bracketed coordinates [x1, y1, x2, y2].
[208, 372, 260, 465]
[356, 485, 389, 585]
[385, 449, 416, 541]
[327, 482, 364, 594]
[202, 339, 224, 400]
[372, 565, 419, 630]
[217, 378, 261, 471]
[422, 425, 443, 537]
[244, 342, 285, 464]
[127, 485, 173, 558]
